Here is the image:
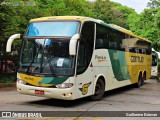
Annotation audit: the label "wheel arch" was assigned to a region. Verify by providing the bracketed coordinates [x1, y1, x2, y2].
[93, 75, 106, 93]
[138, 71, 143, 78]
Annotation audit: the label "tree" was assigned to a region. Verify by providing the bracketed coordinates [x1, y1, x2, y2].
[92, 0, 113, 23]
[126, 13, 141, 34]
[111, 2, 136, 28]
[126, 0, 160, 50]
[155, 9, 160, 28]
[147, 0, 160, 8]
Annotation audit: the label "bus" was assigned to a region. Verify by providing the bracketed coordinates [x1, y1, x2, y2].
[151, 50, 159, 77]
[6, 16, 152, 100]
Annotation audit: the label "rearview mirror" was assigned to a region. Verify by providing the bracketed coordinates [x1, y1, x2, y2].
[69, 34, 80, 55]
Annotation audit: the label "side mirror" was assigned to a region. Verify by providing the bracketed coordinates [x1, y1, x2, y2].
[6, 34, 21, 52]
[69, 34, 80, 55]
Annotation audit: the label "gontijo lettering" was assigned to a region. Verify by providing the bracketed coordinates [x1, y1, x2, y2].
[131, 56, 144, 63]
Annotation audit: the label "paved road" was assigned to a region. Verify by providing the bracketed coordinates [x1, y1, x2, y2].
[0, 79, 160, 120]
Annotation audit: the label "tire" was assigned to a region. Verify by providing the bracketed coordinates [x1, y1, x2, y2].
[142, 73, 146, 85]
[90, 78, 105, 101]
[135, 73, 143, 88]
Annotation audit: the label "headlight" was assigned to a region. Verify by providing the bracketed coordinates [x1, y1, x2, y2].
[17, 79, 26, 85]
[56, 83, 73, 88]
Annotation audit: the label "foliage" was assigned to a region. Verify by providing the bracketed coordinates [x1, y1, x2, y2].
[126, 0, 160, 50]
[0, 74, 16, 83]
[0, 0, 160, 71]
[111, 2, 136, 29]
[147, 0, 160, 8]
[92, 0, 112, 23]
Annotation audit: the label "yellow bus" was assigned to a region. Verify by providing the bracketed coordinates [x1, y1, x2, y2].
[6, 16, 152, 100]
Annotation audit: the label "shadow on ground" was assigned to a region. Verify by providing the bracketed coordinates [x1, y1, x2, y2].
[25, 84, 138, 108]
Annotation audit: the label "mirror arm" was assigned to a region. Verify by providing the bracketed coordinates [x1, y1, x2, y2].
[6, 34, 21, 52]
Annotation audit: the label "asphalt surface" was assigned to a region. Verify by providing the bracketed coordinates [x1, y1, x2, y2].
[0, 79, 160, 120]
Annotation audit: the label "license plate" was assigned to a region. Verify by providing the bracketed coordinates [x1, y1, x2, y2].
[35, 90, 44, 95]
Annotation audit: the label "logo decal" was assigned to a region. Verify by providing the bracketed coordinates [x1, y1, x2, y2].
[95, 55, 107, 62]
[98, 60, 107, 62]
[79, 82, 91, 95]
[24, 77, 34, 81]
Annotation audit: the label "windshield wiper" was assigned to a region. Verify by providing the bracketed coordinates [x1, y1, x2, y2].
[26, 44, 42, 74]
[43, 46, 55, 77]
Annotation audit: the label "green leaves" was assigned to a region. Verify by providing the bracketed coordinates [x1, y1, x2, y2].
[127, 6, 160, 50]
[0, 0, 160, 61]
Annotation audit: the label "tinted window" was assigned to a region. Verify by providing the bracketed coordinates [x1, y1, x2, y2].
[95, 24, 125, 51]
[77, 22, 94, 74]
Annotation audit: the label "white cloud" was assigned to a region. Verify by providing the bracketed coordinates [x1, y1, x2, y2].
[110, 0, 150, 13]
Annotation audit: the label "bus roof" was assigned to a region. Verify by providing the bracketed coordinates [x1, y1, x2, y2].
[105, 24, 151, 43]
[30, 16, 104, 23]
[30, 16, 151, 43]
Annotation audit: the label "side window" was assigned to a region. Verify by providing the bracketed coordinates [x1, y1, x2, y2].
[95, 24, 109, 49]
[108, 30, 125, 51]
[95, 24, 125, 51]
[129, 48, 135, 52]
[135, 48, 139, 53]
[139, 49, 142, 54]
[77, 22, 95, 74]
[146, 44, 152, 55]
[77, 42, 85, 67]
[142, 49, 146, 54]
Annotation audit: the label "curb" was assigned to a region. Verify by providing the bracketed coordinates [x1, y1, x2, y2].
[0, 83, 16, 88]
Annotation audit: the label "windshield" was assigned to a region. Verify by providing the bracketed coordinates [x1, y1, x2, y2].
[26, 21, 79, 37]
[19, 38, 75, 76]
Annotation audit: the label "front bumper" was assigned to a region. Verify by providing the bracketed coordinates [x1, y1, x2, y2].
[17, 82, 76, 100]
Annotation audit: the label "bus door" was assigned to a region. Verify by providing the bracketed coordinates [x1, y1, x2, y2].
[75, 21, 95, 98]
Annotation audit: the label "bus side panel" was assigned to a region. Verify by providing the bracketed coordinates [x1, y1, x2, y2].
[93, 49, 130, 91]
[93, 49, 152, 92]
[108, 50, 131, 81]
[125, 52, 152, 84]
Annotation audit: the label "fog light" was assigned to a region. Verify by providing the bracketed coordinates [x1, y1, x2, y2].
[65, 93, 72, 97]
[17, 79, 26, 85]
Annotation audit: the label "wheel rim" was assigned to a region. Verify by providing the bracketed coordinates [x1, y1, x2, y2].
[95, 83, 101, 96]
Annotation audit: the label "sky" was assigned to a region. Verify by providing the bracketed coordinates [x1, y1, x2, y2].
[110, 0, 150, 13]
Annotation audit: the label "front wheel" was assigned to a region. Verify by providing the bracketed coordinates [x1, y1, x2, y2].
[90, 79, 105, 101]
